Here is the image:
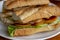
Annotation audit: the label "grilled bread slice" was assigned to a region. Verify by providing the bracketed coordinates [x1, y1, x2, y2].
[4, 0, 50, 9]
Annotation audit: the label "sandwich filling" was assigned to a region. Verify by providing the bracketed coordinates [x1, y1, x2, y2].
[8, 17, 60, 36]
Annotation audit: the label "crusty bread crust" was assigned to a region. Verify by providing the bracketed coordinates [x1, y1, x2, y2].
[13, 23, 60, 36]
[4, 0, 50, 9]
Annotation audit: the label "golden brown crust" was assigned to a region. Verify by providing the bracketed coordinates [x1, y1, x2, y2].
[13, 23, 60, 36]
[4, 0, 50, 9]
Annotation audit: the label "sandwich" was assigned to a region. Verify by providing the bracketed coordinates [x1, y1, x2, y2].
[4, 0, 50, 9]
[0, 5, 60, 37]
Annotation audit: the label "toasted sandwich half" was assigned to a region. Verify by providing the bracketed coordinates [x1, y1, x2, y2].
[0, 5, 60, 37]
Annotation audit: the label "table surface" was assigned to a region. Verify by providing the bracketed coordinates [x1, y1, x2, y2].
[0, 0, 60, 40]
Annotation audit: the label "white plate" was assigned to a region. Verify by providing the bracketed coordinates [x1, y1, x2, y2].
[0, 1, 60, 40]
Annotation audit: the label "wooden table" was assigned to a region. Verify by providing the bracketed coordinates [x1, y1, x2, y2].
[0, 0, 60, 40]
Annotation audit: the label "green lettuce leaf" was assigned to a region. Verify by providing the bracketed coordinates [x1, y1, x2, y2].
[8, 25, 15, 37]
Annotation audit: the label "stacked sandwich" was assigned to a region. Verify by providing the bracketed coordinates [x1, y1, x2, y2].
[0, 0, 60, 37]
